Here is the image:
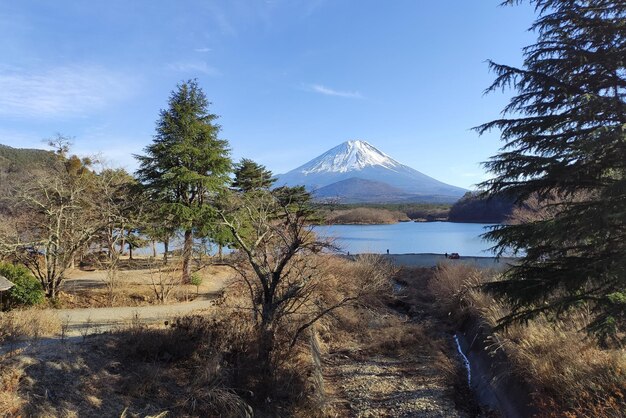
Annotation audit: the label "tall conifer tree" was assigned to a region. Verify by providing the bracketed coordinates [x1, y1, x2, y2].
[232, 158, 275, 192]
[478, 0, 626, 338]
[136, 80, 231, 282]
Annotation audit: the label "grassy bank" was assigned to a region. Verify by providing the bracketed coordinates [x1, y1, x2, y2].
[429, 263, 626, 417]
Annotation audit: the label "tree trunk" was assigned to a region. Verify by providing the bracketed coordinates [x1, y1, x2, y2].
[152, 240, 157, 258]
[129, 245, 133, 260]
[120, 231, 126, 256]
[163, 239, 169, 265]
[218, 244, 223, 261]
[258, 323, 275, 384]
[182, 229, 193, 283]
[45, 281, 57, 299]
[258, 301, 275, 378]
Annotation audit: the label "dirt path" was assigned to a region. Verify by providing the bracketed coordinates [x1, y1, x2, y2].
[316, 265, 478, 418]
[49, 265, 233, 337]
[51, 297, 217, 337]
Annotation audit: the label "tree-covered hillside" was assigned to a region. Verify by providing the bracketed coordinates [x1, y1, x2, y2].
[448, 192, 515, 224]
[0, 144, 57, 214]
[0, 144, 56, 173]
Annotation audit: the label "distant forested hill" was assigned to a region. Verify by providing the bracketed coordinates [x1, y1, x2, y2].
[0, 144, 56, 214]
[448, 192, 515, 223]
[0, 144, 55, 173]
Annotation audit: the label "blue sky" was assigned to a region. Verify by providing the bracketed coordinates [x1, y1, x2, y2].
[0, 1, 536, 189]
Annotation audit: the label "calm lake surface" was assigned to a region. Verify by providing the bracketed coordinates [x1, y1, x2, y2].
[136, 222, 497, 258]
[315, 222, 496, 257]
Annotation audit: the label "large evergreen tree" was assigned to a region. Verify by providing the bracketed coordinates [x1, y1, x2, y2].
[477, 0, 626, 339]
[135, 80, 231, 282]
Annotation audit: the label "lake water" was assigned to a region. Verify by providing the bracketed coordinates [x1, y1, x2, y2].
[135, 222, 497, 258]
[315, 222, 496, 257]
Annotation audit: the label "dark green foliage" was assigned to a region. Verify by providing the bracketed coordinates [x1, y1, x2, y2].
[477, 1, 626, 339]
[232, 158, 275, 192]
[273, 185, 312, 209]
[135, 79, 232, 280]
[448, 192, 515, 223]
[0, 262, 44, 309]
[135, 79, 231, 212]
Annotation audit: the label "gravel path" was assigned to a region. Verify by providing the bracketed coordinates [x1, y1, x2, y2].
[323, 353, 464, 418]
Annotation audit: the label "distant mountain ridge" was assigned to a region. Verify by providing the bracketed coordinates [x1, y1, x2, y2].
[314, 178, 411, 202]
[275, 140, 466, 203]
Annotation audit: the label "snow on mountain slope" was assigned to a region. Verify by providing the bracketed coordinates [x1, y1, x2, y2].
[275, 140, 467, 201]
[300, 140, 400, 173]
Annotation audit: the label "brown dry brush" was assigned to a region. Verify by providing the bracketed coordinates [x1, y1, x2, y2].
[0, 358, 24, 417]
[1, 255, 396, 417]
[215, 252, 394, 405]
[10, 315, 255, 417]
[116, 315, 254, 417]
[384, 266, 483, 416]
[429, 262, 626, 417]
[0, 308, 61, 344]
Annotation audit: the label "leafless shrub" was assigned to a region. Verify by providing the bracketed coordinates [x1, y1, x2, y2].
[148, 261, 180, 303]
[59, 314, 71, 342]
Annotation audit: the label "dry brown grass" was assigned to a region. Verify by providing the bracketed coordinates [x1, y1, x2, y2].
[2, 255, 456, 417]
[57, 264, 230, 308]
[0, 360, 24, 417]
[428, 261, 626, 417]
[315, 264, 446, 360]
[0, 308, 61, 343]
[499, 316, 626, 417]
[1, 314, 255, 417]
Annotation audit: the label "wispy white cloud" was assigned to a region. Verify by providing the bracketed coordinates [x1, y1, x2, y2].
[168, 62, 221, 76]
[307, 84, 363, 99]
[0, 66, 135, 118]
[202, 2, 237, 36]
[194, 47, 212, 53]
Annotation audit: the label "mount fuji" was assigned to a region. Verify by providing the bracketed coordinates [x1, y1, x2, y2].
[275, 140, 467, 203]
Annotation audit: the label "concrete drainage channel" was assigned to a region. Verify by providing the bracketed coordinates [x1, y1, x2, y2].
[453, 334, 471, 385]
[453, 323, 538, 418]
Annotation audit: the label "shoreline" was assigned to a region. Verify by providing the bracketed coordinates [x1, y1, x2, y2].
[345, 252, 518, 269]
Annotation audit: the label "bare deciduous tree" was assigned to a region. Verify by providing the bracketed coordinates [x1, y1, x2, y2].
[218, 187, 391, 371]
[0, 139, 129, 299]
[0, 167, 101, 298]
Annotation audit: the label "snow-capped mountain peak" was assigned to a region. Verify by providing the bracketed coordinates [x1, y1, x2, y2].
[275, 140, 467, 202]
[300, 140, 400, 174]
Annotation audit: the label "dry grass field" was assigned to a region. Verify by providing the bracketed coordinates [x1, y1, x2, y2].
[0, 256, 476, 418]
